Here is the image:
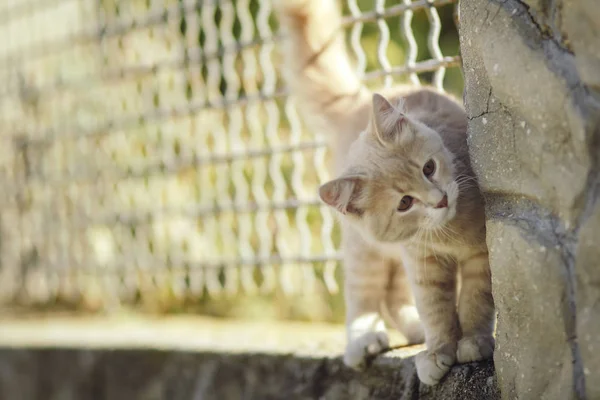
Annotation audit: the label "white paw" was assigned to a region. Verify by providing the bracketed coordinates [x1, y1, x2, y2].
[415, 347, 456, 385]
[343, 331, 389, 370]
[396, 306, 425, 344]
[456, 335, 495, 364]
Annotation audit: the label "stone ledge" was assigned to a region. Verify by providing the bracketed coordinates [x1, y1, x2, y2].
[0, 316, 499, 399]
[0, 348, 498, 400]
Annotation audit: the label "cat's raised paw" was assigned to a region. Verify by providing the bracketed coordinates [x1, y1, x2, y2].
[343, 331, 389, 370]
[456, 335, 495, 363]
[415, 346, 456, 385]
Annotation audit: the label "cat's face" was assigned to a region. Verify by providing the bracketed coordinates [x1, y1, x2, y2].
[319, 93, 459, 243]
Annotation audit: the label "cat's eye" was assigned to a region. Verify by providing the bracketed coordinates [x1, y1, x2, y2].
[423, 159, 436, 178]
[397, 196, 413, 212]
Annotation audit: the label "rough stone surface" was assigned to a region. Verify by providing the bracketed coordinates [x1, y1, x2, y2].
[0, 348, 499, 400]
[459, 0, 600, 399]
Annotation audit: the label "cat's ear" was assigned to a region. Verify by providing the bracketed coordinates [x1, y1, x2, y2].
[319, 176, 365, 216]
[372, 93, 406, 144]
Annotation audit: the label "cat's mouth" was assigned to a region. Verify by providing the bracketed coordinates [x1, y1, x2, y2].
[431, 181, 459, 227]
[427, 199, 457, 229]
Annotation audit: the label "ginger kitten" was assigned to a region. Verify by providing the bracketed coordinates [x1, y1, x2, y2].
[274, 0, 495, 385]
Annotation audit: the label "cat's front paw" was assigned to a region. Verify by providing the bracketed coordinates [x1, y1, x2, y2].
[415, 345, 456, 385]
[456, 335, 495, 364]
[343, 331, 389, 370]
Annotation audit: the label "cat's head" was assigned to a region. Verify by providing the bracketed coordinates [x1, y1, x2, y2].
[319, 92, 460, 243]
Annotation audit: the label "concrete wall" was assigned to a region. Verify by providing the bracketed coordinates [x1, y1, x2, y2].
[458, 0, 600, 399]
[0, 348, 498, 400]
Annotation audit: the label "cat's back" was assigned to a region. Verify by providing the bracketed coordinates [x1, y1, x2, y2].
[383, 86, 467, 145]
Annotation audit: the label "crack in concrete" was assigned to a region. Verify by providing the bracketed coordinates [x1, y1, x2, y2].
[467, 87, 494, 121]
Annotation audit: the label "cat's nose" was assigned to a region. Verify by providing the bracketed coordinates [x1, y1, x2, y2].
[435, 194, 448, 209]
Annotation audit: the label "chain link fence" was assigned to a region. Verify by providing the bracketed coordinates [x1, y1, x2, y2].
[0, 0, 461, 321]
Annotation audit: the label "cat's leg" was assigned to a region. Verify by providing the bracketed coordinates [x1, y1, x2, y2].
[456, 251, 495, 364]
[343, 238, 390, 370]
[404, 254, 460, 385]
[383, 260, 424, 345]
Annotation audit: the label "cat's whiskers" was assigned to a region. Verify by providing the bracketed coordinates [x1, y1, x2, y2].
[441, 227, 456, 241]
[432, 225, 449, 243]
[455, 173, 478, 182]
[435, 225, 455, 243]
[454, 175, 479, 189]
[440, 223, 460, 238]
[455, 182, 477, 191]
[455, 179, 477, 186]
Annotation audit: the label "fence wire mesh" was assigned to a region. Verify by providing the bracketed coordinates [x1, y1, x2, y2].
[0, 0, 461, 320]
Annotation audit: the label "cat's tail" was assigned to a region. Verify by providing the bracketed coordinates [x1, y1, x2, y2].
[274, 0, 370, 137]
